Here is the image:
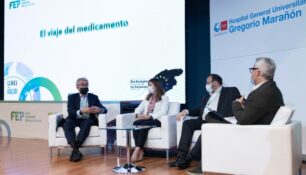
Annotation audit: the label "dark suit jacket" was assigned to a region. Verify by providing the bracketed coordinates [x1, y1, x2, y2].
[233, 81, 284, 125]
[67, 93, 108, 125]
[189, 87, 241, 119]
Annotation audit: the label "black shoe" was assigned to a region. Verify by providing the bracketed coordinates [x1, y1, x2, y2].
[69, 149, 77, 161]
[169, 158, 181, 167]
[72, 150, 83, 162]
[79, 150, 83, 159]
[177, 154, 192, 169]
[169, 151, 185, 167]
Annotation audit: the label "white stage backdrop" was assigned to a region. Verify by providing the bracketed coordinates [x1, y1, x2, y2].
[4, 0, 185, 103]
[210, 0, 306, 155]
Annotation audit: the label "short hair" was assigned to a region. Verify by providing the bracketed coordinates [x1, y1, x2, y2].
[76, 77, 89, 86]
[255, 57, 276, 80]
[208, 74, 223, 85]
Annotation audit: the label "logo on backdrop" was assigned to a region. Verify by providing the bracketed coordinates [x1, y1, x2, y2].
[154, 69, 183, 92]
[214, 20, 228, 32]
[9, 0, 35, 10]
[5, 62, 35, 100]
[5, 62, 62, 101]
[11, 111, 42, 122]
[213, 0, 306, 37]
[129, 68, 183, 92]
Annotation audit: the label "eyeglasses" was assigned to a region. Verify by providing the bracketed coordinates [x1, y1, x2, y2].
[249, 67, 259, 73]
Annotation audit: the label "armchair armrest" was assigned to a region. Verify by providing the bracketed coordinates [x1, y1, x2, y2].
[116, 113, 136, 146]
[48, 113, 63, 147]
[98, 114, 107, 128]
[176, 115, 198, 146]
[98, 114, 107, 145]
[201, 121, 302, 175]
[160, 114, 177, 148]
[116, 113, 135, 128]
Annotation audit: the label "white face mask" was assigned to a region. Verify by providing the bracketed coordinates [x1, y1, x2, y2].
[206, 84, 213, 94]
[148, 86, 155, 94]
[250, 78, 255, 85]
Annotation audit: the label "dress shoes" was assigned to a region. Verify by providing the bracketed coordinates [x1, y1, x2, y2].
[169, 158, 181, 167]
[71, 150, 83, 162]
[169, 151, 186, 167]
[177, 154, 192, 169]
[69, 149, 77, 161]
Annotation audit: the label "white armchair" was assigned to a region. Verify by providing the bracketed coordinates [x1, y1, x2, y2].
[116, 102, 180, 159]
[201, 120, 302, 175]
[177, 116, 201, 149]
[48, 113, 107, 155]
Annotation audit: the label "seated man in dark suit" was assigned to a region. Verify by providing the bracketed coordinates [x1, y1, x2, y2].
[232, 57, 284, 125]
[63, 77, 107, 162]
[186, 57, 284, 175]
[205, 57, 284, 125]
[169, 74, 241, 169]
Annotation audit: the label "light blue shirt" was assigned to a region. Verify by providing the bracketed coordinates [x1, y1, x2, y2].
[77, 94, 90, 119]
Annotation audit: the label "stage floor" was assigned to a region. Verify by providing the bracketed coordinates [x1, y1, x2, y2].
[0, 137, 305, 175]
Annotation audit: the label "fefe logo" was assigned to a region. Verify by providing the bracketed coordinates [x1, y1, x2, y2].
[9, 0, 20, 9]
[11, 111, 24, 121]
[8, 0, 35, 10]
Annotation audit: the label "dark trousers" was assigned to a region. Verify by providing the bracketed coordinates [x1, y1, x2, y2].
[186, 113, 230, 160]
[133, 119, 161, 148]
[63, 117, 94, 146]
[178, 118, 206, 156]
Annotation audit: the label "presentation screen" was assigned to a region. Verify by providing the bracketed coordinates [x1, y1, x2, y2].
[210, 0, 306, 123]
[4, 0, 185, 103]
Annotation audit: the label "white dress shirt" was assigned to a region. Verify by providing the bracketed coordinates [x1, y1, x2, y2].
[202, 86, 222, 120]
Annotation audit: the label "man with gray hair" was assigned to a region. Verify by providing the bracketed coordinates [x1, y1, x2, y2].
[63, 77, 107, 162]
[233, 57, 284, 124]
[186, 57, 284, 175]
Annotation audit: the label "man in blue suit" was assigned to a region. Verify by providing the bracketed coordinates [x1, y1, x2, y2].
[63, 77, 107, 162]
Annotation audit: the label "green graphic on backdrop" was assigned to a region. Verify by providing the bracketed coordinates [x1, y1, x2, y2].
[19, 77, 62, 101]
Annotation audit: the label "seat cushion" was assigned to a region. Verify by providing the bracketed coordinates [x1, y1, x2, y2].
[270, 106, 294, 126]
[56, 126, 100, 138]
[147, 128, 162, 140]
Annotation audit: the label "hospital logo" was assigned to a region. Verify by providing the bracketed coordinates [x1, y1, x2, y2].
[214, 20, 228, 32]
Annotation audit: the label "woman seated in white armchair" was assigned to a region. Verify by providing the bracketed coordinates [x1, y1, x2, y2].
[131, 78, 169, 162]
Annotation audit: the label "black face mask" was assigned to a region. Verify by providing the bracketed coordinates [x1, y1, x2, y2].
[79, 87, 89, 95]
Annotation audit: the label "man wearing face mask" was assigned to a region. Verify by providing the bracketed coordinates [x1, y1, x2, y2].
[233, 57, 284, 125]
[63, 77, 107, 162]
[169, 74, 240, 170]
[186, 58, 284, 175]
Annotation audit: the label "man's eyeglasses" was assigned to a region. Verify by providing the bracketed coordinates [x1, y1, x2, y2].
[249, 67, 259, 73]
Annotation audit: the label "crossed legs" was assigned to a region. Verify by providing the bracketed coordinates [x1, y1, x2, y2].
[63, 118, 94, 162]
